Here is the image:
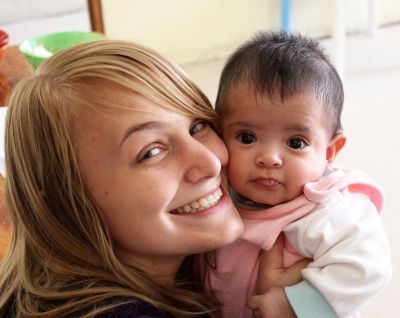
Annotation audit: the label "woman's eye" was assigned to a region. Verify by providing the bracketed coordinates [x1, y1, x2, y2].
[139, 146, 163, 161]
[287, 137, 307, 149]
[190, 121, 209, 135]
[236, 132, 257, 144]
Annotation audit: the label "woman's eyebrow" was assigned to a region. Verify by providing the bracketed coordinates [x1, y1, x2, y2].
[120, 121, 165, 147]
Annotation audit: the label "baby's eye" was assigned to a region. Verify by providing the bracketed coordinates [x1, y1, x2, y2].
[190, 120, 209, 136]
[139, 146, 163, 161]
[236, 132, 257, 144]
[287, 137, 307, 149]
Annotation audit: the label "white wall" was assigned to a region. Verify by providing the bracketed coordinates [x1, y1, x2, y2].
[101, 0, 400, 65]
[293, 0, 400, 37]
[1, 0, 90, 45]
[101, 0, 278, 65]
[0, 0, 85, 24]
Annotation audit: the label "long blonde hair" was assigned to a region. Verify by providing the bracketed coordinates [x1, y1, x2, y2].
[0, 40, 219, 317]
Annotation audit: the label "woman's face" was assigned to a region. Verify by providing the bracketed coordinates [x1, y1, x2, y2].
[74, 89, 243, 279]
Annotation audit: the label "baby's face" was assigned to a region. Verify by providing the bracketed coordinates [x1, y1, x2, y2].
[220, 83, 334, 206]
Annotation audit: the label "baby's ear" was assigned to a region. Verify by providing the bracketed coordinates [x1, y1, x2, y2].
[326, 132, 346, 163]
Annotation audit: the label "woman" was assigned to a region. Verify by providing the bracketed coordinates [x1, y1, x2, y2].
[0, 40, 244, 317]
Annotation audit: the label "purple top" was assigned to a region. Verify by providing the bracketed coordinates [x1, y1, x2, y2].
[2, 300, 174, 318]
[95, 301, 174, 318]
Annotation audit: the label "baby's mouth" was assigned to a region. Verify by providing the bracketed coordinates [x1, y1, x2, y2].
[255, 178, 281, 187]
[171, 188, 223, 214]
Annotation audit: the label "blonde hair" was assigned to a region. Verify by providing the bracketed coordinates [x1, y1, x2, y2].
[0, 40, 218, 317]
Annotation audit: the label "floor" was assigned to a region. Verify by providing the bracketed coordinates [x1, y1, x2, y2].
[184, 24, 400, 318]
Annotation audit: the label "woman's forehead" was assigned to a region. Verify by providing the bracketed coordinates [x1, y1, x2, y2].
[72, 94, 189, 138]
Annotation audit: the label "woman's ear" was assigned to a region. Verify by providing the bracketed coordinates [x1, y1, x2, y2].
[326, 132, 346, 163]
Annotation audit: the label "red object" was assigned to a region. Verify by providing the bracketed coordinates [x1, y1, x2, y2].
[0, 30, 9, 49]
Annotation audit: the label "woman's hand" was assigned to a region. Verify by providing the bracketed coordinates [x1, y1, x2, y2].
[248, 287, 296, 318]
[248, 234, 311, 318]
[257, 234, 310, 292]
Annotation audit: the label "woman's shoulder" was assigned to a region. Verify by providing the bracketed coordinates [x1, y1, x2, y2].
[94, 300, 174, 318]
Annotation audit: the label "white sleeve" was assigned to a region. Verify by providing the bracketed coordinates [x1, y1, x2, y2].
[284, 190, 392, 318]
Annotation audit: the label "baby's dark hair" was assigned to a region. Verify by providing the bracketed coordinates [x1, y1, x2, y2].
[216, 30, 344, 136]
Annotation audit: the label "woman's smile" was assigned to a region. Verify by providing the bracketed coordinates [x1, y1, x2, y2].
[171, 186, 223, 214]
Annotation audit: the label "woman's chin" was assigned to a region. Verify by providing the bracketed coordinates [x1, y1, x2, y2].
[210, 210, 244, 250]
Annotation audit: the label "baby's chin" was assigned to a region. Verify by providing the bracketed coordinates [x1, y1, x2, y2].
[247, 193, 299, 207]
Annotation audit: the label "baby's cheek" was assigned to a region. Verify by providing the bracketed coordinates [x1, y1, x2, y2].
[226, 161, 243, 190]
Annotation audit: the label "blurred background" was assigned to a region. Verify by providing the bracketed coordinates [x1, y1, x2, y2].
[2, 0, 399, 67]
[1, 0, 399, 317]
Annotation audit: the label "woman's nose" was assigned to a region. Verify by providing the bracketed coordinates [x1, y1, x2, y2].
[255, 148, 283, 168]
[184, 139, 227, 183]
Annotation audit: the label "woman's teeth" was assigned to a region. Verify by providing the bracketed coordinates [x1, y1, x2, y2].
[172, 188, 223, 214]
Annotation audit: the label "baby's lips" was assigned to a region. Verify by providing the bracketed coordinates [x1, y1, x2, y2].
[255, 178, 280, 187]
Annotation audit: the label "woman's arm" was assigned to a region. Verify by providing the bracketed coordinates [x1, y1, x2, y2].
[248, 235, 336, 318]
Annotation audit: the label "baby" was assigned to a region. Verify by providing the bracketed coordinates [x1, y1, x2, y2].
[202, 31, 391, 317]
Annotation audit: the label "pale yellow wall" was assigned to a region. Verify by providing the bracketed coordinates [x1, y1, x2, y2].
[101, 0, 279, 64]
[101, 0, 400, 65]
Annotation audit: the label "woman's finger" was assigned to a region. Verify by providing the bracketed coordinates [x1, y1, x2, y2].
[257, 234, 285, 293]
[253, 310, 261, 318]
[281, 258, 311, 286]
[259, 234, 284, 272]
[247, 294, 259, 309]
[248, 295, 262, 317]
[257, 234, 312, 292]
[248, 288, 297, 318]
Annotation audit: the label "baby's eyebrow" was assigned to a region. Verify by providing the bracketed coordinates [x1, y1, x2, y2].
[227, 121, 261, 129]
[284, 123, 312, 134]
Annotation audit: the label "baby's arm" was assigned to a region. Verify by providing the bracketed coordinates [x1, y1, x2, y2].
[285, 281, 337, 318]
[249, 284, 337, 318]
[284, 192, 392, 317]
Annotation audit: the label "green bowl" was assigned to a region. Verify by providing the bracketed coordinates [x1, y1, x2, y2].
[19, 31, 105, 68]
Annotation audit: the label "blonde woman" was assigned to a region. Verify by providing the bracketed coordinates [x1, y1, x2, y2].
[0, 40, 245, 318]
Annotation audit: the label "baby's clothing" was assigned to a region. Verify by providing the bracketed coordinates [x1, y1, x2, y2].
[201, 165, 391, 318]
